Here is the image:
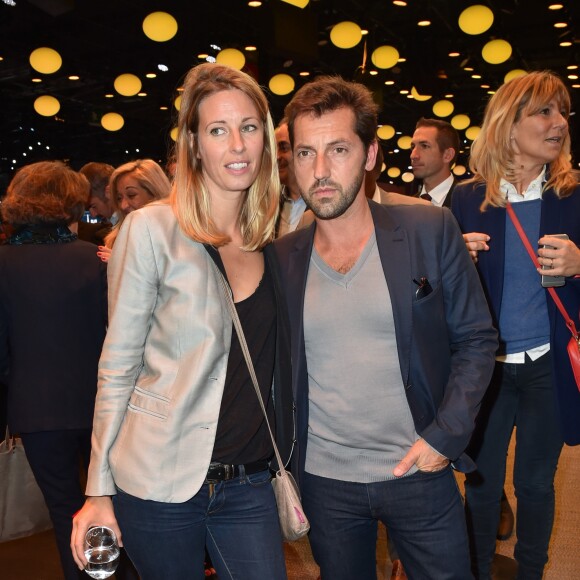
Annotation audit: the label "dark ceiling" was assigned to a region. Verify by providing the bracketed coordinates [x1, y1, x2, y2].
[0, 0, 578, 190]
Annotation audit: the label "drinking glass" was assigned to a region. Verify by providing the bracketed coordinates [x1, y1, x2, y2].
[83, 526, 120, 579]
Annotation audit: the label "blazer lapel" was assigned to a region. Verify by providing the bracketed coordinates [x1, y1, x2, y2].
[370, 202, 412, 386]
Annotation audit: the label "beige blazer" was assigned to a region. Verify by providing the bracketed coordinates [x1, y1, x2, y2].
[86, 203, 234, 502]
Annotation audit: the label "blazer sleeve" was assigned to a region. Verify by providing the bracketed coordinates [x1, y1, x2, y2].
[418, 209, 498, 464]
[86, 210, 160, 496]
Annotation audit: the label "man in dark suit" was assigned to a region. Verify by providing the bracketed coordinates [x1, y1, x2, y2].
[410, 118, 459, 208]
[274, 76, 498, 580]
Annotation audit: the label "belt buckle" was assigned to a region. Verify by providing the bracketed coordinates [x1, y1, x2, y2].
[206, 462, 235, 483]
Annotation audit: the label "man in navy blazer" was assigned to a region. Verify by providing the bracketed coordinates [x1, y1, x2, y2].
[274, 77, 497, 579]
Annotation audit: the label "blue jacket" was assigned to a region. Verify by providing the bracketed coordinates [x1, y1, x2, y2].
[274, 200, 498, 486]
[452, 181, 580, 445]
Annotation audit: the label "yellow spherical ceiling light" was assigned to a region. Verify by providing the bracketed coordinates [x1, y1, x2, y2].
[451, 114, 471, 130]
[101, 112, 124, 131]
[371, 45, 400, 69]
[174, 95, 182, 111]
[453, 165, 467, 176]
[216, 48, 245, 70]
[465, 126, 481, 141]
[33, 95, 60, 116]
[142, 12, 178, 42]
[482, 39, 512, 64]
[269, 74, 295, 96]
[29, 47, 62, 74]
[433, 99, 454, 117]
[397, 135, 412, 149]
[411, 86, 432, 101]
[401, 172, 414, 183]
[387, 167, 401, 178]
[114, 74, 142, 97]
[170, 127, 179, 142]
[330, 21, 362, 49]
[458, 5, 494, 35]
[504, 69, 527, 83]
[377, 125, 396, 140]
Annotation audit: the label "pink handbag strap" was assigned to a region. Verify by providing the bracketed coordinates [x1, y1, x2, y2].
[506, 202, 579, 341]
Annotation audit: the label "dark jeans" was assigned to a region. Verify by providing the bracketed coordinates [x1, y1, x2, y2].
[302, 467, 472, 580]
[465, 353, 564, 580]
[113, 467, 287, 580]
[21, 429, 92, 580]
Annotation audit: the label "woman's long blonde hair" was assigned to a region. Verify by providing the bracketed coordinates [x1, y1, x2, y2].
[171, 63, 279, 251]
[104, 159, 171, 248]
[468, 71, 577, 210]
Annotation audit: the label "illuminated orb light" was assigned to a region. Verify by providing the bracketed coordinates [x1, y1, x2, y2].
[216, 48, 245, 70]
[387, 167, 401, 178]
[170, 127, 179, 142]
[504, 69, 527, 83]
[280, 0, 309, 7]
[174, 95, 182, 111]
[330, 21, 362, 49]
[101, 112, 124, 131]
[33, 95, 60, 116]
[401, 171, 414, 183]
[397, 135, 412, 149]
[377, 125, 396, 140]
[269, 74, 295, 96]
[482, 39, 512, 64]
[29, 47, 62, 74]
[465, 126, 481, 140]
[433, 99, 454, 117]
[371, 45, 400, 69]
[142, 12, 178, 42]
[411, 86, 432, 101]
[114, 74, 142, 96]
[453, 164, 467, 176]
[451, 114, 471, 130]
[458, 5, 494, 35]
[381, 162, 386, 173]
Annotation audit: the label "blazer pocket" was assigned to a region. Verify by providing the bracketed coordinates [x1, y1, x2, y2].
[412, 281, 441, 305]
[127, 386, 169, 421]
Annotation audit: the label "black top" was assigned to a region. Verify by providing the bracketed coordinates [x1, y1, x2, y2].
[207, 249, 277, 464]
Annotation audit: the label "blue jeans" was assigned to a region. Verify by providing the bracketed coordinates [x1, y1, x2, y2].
[113, 467, 287, 580]
[302, 467, 471, 580]
[465, 353, 564, 580]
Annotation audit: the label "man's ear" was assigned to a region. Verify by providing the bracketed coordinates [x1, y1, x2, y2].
[443, 147, 455, 164]
[365, 140, 378, 171]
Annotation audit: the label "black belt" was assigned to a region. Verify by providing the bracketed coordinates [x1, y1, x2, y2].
[204, 460, 269, 484]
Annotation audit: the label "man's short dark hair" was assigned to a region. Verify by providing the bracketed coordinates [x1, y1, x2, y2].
[415, 118, 460, 165]
[284, 76, 379, 151]
[79, 162, 114, 202]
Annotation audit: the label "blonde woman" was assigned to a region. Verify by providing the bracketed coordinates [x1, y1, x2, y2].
[452, 71, 580, 579]
[71, 63, 293, 579]
[96, 159, 171, 262]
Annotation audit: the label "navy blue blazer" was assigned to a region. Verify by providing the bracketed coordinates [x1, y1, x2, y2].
[274, 200, 498, 486]
[452, 181, 580, 445]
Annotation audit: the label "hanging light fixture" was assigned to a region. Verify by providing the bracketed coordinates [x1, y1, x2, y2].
[101, 112, 124, 131]
[397, 135, 412, 149]
[371, 46, 399, 69]
[377, 125, 396, 140]
[504, 69, 527, 83]
[269, 74, 295, 96]
[433, 100, 454, 117]
[114, 74, 142, 97]
[142, 12, 178, 42]
[170, 127, 179, 141]
[387, 167, 401, 178]
[330, 22, 362, 49]
[280, 0, 309, 7]
[216, 48, 245, 70]
[465, 126, 481, 141]
[411, 87, 432, 101]
[33, 95, 60, 116]
[451, 114, 471, 130]
[482, 39, 512, 64]
[29, 47, 62, 74]
[458, 5, 494, 35]
[401, 172, 414, 183]
[453, 165, 467, 176]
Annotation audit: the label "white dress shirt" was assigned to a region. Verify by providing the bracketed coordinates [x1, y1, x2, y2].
[420, 174, 454, 207]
